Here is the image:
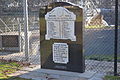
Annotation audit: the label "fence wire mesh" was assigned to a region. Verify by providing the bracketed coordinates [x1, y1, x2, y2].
[0, 0, 40, 68]
[0, 0, 119, 75]
[84, 0, 120, 75]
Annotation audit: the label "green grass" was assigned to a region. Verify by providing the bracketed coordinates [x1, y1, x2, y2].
[85, 54, 113, 61]
[85, 54, 120, 62]
[0, 62, 19, 76]
[0, 61, 31, 80]
[1, 77, 32, 80]
[104, 76, 120, 80]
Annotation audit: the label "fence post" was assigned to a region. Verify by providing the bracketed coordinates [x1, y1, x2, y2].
[23, 0, 29, 61]
[114, 0, 118, 76]
[18, 18, 22, 52]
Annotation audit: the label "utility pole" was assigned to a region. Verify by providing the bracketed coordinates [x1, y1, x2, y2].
[23, 0, 29, 61]
[114, 0, 118, 76]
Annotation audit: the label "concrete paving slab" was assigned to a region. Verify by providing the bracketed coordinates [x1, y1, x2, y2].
[7, 64, 104, 80]
[19, 69, 95, 80]
[35, 69, 96, 79]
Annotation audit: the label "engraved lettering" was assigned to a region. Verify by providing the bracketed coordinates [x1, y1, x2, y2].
[53, 43, 69, 64]
[45, 7, 76, 41]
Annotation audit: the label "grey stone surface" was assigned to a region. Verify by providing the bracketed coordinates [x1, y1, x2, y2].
[85, 60, 116, 74]
[7, 64, 105, 80]
[36, 69, 95, 79]
[19, 68, 103, 80]
[88, 73, 105, 80]
[89, 77, 103, 80]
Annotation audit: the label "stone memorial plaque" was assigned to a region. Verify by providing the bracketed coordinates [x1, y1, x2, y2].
[53, 43, 68, 64]
[45, 7, 76, 41]
[40, 2, 85, 73]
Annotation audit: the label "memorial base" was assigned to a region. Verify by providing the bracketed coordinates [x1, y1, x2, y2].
[36, 69, 96, 79]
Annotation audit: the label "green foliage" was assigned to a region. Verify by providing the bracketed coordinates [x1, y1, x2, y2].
[0, 61, 22, 79]
[104, 76, 120, 80]
[86, 54, 120, 62]
[1, 77, 32, 80]
[0, 73, 7, 79]
[85, 54, 114, 61]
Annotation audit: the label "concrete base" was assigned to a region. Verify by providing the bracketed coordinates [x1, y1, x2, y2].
[36, 69, 96, 79]
[9, 65, 104, 80]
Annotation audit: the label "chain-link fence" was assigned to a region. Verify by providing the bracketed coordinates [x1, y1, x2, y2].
[84, 0, 120, 75]
[0, 0, 120, 75]
[0, 0, 40, 68]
